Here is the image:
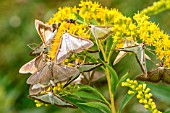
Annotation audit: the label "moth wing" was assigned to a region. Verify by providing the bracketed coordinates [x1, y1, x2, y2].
[135, 68, 160, 83]
[53, 93, 77, 108]
[29, 93, 52, 104]
[113, 40, 135, 65]
[147, 68, 160, 83]
[29, 84, 42, 95]
[68, 33, 94, 52]
[119, 45, 147, 74]
[55, 34, 72, 64]
[34, 54, 46, 69]
[26, 65, 51, 84]
[45, 29, 57, 45]
[113, 51, 127, 65]
[55, 33, 94, 64]
[53, 64, 80, 83]
[78, 63, 103, 72]
[35, 20, 54, 45]
[29, 43, 44, 56]
[19, 58, 37, 74]
[163, 68, 170, 84]
[89, 25, 113, 39]
[135, 74, 148, 81]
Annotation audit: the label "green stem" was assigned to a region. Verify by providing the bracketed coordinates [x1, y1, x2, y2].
[107, 41, 117, 64]
[98, 41, 116, 113]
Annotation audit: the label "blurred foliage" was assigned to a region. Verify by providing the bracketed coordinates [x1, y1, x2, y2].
[0, 0, 170, 113]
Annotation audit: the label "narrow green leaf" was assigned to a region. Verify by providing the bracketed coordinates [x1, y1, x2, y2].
[100, 60, 118, 92]
[117, 72, 129, 87]
[90, 18, 98, 25]
[70, 91, 103, 102]
[65, 97, 103, 113]
[118, 92, 136, 113]
[77, 85, 111, 106]
[79, 102, 111, 113]
[78, 104, 104, 113]
[73, 13, 85, 24]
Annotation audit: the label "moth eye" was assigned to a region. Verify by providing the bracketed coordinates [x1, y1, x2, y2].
[57, 23, 61, 28]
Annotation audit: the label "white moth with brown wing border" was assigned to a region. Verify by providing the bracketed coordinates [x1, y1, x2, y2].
[55, 31, 94, 64]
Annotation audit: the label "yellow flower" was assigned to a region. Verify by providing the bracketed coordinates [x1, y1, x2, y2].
[122, 78, 161, 113]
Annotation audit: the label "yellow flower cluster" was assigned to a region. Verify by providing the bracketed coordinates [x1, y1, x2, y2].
[141, 0, 170, 16]
[34, 100, 48, 107]
[133, 13, 170, 67]
[122, 78, 162, 113]
[47, 21, 89, 60]
[46, 0, 170, 66]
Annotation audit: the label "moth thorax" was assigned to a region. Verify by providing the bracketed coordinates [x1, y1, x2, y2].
[48, 92, 53, 96]
[50, 80, 55, 86]
[46, 60, 52, 65]
[158, 67, 165, 75]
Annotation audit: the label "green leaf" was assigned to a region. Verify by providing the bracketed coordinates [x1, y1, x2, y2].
[147, 83, 170, 104]
[64, 97, 103, 113]
[77, 85, 110, 106]
[163, 110, 170, 113]
[79, 102, 111, 113]
[73, 13, 85, 24]
[118, 92, 136, 113]
[90, 18, 98, 25]
[117, 72, 129, 87]
[70, 91, 103, 102]
[100, 60, 118, 93]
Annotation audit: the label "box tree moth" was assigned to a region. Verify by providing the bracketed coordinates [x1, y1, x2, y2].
[89, 25, 113, 40]
[26, 54, 80, 85]
[89, 25, 113, 49]
[113, 40, 151, 65]
[19, 54, 43, 74]
[55, 31, 94, 64]
[63, 62, 103, 87]
[118, 43, 148, 76]
[113, 40, 135, 65]
[30, 20, 58, 56]
[28, 88, 77, 108]
[136, 66, 170, 84]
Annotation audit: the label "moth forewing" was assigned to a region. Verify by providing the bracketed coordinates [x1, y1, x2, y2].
[29, 84, 50, 95]
[113, 51, 127, 65]
[89, 25, 113, 40]
[29, 43, 44, 56]
[136, 68, 160, 83]
[26, 60, 80, 85]
[26, 63, 52, 84]
[29, 92, 77, 108]
[53, 64, 80, 83]
[19, 58, 37, 74]
[162, 68, 170, 84]
[118, 44, 148, 76]
[55, 32, 94, 64]
[113, 40, 135, 65]
[35, 19, 57, 47]
[78, 63, 103, 72]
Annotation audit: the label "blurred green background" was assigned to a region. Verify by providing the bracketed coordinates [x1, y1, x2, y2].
[0, 0, 170, 113]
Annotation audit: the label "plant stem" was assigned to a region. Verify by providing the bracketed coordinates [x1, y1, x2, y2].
[98, 41, 116, 113]
[107, 41, 117, 63]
